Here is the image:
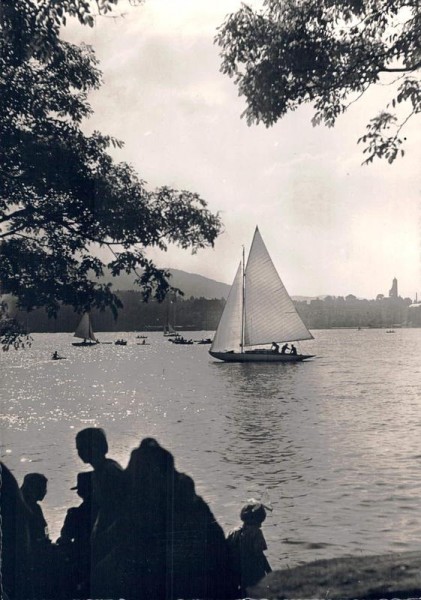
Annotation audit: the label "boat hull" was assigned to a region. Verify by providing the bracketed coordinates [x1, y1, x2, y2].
[209, 350, 314, 363]
[72, 341, 98, 347]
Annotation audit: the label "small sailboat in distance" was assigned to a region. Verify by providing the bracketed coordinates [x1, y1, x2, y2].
[209, 227, 314, 362]
[163, 323, 179, 338]
[72, 313, 99, 346]
[163, 295, 180, 337]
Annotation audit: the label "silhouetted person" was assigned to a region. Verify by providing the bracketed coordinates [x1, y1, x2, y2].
[271, 342, 279, 353]
[227, 500, 272, 596]
[1, 463, 33, 600]
[58, 472, 97, 545]
[56, 472, 98, 599]
[20, 473, 50, 546]
[290, 344, 297, 355]
[75, 428, 127, 564]
[21, 472, 56, 598]
[281, 343, 289, 354]
[93, 437, 235, 600]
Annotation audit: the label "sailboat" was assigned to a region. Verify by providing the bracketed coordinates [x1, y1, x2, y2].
[163, 323, 179, 338]
[163, 296, 179, 337]
[209, 227, 315, 362]
[72, 313, 99, 346]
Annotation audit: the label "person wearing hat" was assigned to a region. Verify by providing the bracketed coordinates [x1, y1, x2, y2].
[57, 472, 97, 546]
[56, 472, 98, 597]
[227, 499, 272, 595]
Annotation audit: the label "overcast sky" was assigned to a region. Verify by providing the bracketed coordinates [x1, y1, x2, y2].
[64, 0, 420, 299]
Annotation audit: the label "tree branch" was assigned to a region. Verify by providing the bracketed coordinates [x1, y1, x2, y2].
[396, 108, 417, 136]
[345, 84, 370, 109]
[0, 226, 29, 239]
[0, 206, 36, 225]
[379, 62, 421, 72]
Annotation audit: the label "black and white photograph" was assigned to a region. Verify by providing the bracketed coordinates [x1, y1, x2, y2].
[1, 0, 420, 598]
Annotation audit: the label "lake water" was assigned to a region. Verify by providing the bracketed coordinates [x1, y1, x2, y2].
[1, 329, 420, 571]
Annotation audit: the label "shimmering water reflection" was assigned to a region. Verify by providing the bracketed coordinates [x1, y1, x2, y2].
[1, 329, 420, 569]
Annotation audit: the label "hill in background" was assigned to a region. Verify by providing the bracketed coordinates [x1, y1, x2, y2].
[99, 268, 325, 301]
[98, 268, 231, 299]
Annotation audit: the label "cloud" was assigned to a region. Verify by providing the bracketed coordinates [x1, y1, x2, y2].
[62, 1, 421, 298]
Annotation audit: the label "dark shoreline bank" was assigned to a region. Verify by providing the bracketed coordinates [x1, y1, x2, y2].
[250, 550, 421, 599]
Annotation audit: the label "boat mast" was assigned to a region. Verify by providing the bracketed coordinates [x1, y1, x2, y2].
[241, 245, 246, 353]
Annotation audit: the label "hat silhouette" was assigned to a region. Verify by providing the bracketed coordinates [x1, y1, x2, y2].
[70, 471, 93, 494]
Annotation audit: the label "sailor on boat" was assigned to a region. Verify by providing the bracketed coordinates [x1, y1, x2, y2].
[208, 227, 315, 363]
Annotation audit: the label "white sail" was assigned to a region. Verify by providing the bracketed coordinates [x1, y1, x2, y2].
[210, 263, 243, 353]
[211, 228, 313, 354]
[244, 228, 313, 346]
[74, 313, 97, 342]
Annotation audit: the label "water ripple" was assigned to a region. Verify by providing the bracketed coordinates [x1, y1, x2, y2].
[1, 329, 421, 570]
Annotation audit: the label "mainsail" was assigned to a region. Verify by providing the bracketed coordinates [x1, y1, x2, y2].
[74, 313, 97, 342]
[244, 228, 313, 346]
[210, 228, 313, 354]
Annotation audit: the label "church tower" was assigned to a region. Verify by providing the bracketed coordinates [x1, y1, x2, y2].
[389, 277, 398, 299]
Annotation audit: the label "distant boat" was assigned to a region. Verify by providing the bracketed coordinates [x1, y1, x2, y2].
[72, 313, 99, 346]
[209, 227, 315, 363]
[164, 294, 180, 337]
[163, 324, 179, 338]
[169, 336, 193, 345]
[115, 339, 127, 346]
[195, 338, 213, 345]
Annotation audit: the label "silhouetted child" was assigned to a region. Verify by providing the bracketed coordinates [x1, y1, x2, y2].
[21, 472, 56, 598]
[20, 473, 50, 547]
[58, 472, 97, 545]
[227, 500, 272, 595]
[57, 472, 98, 598]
